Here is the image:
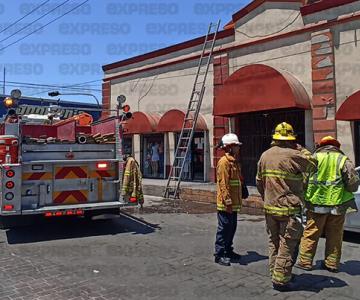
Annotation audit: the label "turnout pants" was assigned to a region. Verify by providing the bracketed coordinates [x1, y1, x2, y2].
[299, 211, 345, 270]
[266, 214, 302, 285]
[215, 211, 237, 257]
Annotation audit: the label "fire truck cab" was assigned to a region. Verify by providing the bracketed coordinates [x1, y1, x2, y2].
[0, 92, 134, 227]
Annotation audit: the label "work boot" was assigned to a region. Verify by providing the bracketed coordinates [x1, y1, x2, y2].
[321, 261, 339, 273]
[214, 256, 231, 266]
[294, 262, 313, 271]
[226, 251, 241, 263]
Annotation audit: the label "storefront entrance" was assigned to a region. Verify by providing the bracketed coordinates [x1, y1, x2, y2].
[141, 134, 165, 179]
[355, 121, 360, 166]
[236, 109, 305, 186]
[175, 131, 205, 181]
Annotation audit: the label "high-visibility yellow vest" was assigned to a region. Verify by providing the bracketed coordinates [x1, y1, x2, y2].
[306, 152, 354, 206]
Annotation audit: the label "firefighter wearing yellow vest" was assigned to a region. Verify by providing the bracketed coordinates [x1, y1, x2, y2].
[296, 136, 360, 272]
[256, 122, 316, 291]
[122, 155, 144, 207]
[214, 133, 242, 266]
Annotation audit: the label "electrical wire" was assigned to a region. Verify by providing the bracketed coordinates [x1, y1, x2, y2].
[0, 0, 52, 35]
[5, 80, 101, 92]
[236, 12, 301, 39]
[0, 0, 90, 52]
[0, 0, 72, 44]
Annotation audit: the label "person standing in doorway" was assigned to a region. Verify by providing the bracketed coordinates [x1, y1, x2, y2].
[214, 133, 242, 266]
[296, 136, 360, 273]
[256, 122, 316, 291]
[151, 142, 159, 177]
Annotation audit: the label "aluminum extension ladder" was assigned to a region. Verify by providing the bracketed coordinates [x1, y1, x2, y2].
[164, 20, 221, 199]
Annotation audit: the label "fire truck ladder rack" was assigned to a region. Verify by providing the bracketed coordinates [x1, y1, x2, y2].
[164, 20, 220, 199]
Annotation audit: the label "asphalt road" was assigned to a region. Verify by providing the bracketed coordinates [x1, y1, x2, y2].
[0, 196, 359, 300]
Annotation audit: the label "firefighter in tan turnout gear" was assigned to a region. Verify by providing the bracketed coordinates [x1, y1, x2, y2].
[214, 133, 242, 266]
[122, 155, 144, 207]
[296, 136, 360, 272]
[256, 122, 317, 291]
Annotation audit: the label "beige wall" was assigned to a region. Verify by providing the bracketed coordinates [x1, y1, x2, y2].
[235, 3, 304, 44]
[333, 21, 360, 162]
[228, 34, 314, 149]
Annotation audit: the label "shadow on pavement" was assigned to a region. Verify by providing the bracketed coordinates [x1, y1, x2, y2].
[5, 214, 160, 244]
[313, 259, 360, 276]
[290, 273, 347, 292]
[239, 251, 268, 265]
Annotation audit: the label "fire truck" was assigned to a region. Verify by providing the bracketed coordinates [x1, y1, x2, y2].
[0, 90, 134, 228]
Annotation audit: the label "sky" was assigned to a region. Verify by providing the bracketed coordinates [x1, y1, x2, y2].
[0, 0, 249, 104]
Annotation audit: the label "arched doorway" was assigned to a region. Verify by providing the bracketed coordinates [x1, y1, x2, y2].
[214, 64, 311, 185]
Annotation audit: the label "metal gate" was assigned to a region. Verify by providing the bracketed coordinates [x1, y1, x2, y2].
[236, 109, 305, 186]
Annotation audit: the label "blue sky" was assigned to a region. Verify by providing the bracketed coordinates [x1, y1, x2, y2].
[0, 0, 248, 104]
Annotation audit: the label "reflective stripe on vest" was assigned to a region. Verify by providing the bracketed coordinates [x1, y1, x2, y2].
[264, 204, 300, 216]
[229, 179, 240, 186]
[217, 203, 241, 211]
[258, 169, 303, 181]
[306, 152, 354, 206]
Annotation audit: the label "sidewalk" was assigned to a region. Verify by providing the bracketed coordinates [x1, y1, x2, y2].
[142, 178, 264, 214]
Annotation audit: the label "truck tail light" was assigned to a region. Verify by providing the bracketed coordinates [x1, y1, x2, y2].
[6, 170, 15, 178]
[76, 209, 84, 215]
[5, 181, 14, 189]
[96, 162, 108, 169]
[3, 205, 14, 211]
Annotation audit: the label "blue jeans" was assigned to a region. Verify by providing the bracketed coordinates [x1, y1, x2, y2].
[215, 211, 237, 257]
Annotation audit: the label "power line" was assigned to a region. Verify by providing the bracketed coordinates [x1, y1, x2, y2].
[5, 80, 101, 92]
[0, 0, 72, 44]
[29, 78, 103, 96]
[0, 0, 52, 35]
[0, 0, 90, 52]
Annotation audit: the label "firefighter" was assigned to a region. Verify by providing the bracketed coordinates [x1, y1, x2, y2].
[256, 122, 316, 291]
[214, 133, 242, 266]
[122, 154, 144, 207]
[296, 136, 360, 272]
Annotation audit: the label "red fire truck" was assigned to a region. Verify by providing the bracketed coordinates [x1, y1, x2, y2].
[0, 91, 134, 228]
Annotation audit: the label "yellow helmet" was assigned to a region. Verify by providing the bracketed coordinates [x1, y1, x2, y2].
[272, 122, 296, 141]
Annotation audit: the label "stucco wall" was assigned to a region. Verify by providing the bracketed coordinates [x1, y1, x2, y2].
[228, 34, 314, 149]
[333, 20, 360, 162]
[235, 3, 304, 44]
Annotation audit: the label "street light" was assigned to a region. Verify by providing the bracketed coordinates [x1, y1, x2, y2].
[48, 91, 100, 108]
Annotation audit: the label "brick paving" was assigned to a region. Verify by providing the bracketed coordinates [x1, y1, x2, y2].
[0, 196, 359, 299]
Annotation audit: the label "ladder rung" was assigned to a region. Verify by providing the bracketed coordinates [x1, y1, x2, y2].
[178, 146, 187, 150]
[175, 156, 185, 160]
[170, 177, 179, 180]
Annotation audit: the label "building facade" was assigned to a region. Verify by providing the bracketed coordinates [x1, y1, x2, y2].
[102, 0, 360, 185]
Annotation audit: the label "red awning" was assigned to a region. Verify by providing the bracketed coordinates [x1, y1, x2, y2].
[123, 112, 161, 134]
[214, 64, 311, 116]
[336, 91, 360, 121]
[157, 109, 208, 132]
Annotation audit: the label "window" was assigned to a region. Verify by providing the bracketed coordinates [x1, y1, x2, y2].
[141, 134, 164, 179]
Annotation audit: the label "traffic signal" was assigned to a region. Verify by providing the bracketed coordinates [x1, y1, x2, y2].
[122, 104, 132, 120]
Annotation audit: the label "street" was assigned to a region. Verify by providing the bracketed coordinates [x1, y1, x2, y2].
[0, 196, 359, 300]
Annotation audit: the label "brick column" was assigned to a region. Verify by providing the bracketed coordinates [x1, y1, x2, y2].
[101, 81, 111, 119]
[311, 29, 337, 143]
[212, 54, 230, 182]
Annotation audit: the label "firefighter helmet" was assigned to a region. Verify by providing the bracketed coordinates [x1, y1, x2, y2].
[219, 133, 242, 148]
[319, 136, 340, 148]
[272, 122, 296, 141]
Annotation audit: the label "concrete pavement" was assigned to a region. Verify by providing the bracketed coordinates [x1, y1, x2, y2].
[0, 196, 359, 300]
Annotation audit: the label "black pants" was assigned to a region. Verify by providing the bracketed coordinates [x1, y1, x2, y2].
[215, 211, 237, 257]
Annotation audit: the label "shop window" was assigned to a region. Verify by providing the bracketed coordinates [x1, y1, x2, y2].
[141, 134, 165, 179]
[123, 137, 133, 155]
[175, 132, 205, 181]
[355, 121, 360, 166]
